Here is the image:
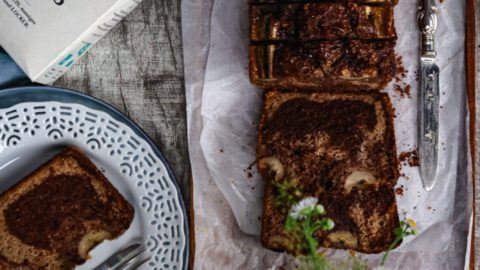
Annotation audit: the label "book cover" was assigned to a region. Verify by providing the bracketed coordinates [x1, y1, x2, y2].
[0, 0, 142, 84]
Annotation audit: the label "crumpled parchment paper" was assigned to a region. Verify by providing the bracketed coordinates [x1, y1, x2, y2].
[182, 0, 472, 269]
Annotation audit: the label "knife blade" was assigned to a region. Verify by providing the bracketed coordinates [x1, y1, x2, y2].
[417, 0, 439, 191]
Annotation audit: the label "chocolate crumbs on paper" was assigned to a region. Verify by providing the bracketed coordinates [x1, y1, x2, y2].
[393, 55, 411, 98]
[244, 160, 256, 179]
[399, 149, 420, 168]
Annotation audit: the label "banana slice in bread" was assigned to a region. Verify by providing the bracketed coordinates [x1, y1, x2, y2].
[0, 147, 134, 269]
[257, 90, 400, 254]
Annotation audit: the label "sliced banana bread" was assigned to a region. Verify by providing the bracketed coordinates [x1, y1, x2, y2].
[250, 3, 395, 42]
[0, 147, 134, 269]
[250, 40, 398, 90]
[257, 90, 400, 254]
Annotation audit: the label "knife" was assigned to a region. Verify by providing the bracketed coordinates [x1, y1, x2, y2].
[417, 0, 440, 191]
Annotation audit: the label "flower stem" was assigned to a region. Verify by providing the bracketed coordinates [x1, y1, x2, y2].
[303, 215, 317, 257]
[380, 238, 401, 266]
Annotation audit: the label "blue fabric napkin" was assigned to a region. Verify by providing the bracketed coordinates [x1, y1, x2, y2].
[0, 48, 31, 89]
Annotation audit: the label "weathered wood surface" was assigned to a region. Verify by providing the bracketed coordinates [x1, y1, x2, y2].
[471, 0, 480, 267]
[54, 0, 190, 207]
[474, 0, 479, 267]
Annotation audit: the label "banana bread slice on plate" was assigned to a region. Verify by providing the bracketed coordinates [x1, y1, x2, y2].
[0, 147, 134, 269]
[257, 90, 400, 254]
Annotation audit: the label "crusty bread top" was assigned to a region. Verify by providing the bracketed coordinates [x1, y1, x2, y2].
[0, 147, 134, 269]
[257, 90, 400, 254]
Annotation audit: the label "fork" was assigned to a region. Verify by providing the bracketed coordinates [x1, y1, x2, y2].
[93, 243, 150, 270]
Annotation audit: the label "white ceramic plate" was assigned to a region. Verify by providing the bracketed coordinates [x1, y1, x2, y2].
[0, 87, 188, 270]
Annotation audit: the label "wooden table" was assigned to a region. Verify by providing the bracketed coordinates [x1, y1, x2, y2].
[469, 0, 477, 268]
[54, 0, 189, 202]
[54, 0, 193, 266]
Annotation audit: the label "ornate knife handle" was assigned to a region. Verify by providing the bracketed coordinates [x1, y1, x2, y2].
[417, 0, 437, 57]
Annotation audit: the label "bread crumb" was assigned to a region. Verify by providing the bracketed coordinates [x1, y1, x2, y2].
[245, 161, 256, 179]
[399, 150, 419, 168]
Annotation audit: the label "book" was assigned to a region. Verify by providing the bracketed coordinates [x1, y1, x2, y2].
[0, 0, 143, 84]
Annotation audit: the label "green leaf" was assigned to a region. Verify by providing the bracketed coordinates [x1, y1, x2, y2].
[393, 227, 403, 236]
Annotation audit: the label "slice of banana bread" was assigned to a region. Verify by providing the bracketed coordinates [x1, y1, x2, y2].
[257, 90, 400, 254]
[0, 147, 134, 269]
[250, 3, 395, 42]
[250, 40, 398, 90]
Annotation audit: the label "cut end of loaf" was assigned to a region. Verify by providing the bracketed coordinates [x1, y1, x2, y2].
[257, 90, 400, 254]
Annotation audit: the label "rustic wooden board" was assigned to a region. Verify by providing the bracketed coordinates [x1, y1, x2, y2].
[54, 0, 189, 201]
[468, 0, 476, 268]
[465, 0, 480, 270]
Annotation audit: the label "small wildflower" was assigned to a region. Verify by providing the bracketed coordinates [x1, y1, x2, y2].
[290, 197, 318, 220]
[407, 218, 416, 228]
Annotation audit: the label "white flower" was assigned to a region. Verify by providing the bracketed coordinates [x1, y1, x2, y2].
[289, 197, 318, 220]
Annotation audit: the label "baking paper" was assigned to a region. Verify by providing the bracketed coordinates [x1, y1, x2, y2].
[182, 0, 472, 269]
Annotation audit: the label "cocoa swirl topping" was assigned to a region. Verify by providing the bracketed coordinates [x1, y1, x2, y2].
[4, 174, 130, 264]
[263, 98, 377, 149]
[300, 3, 351, 40]
[251, 3, 394, 41]
[273, 40, 397, 81]
[317, 183, 397, 243]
